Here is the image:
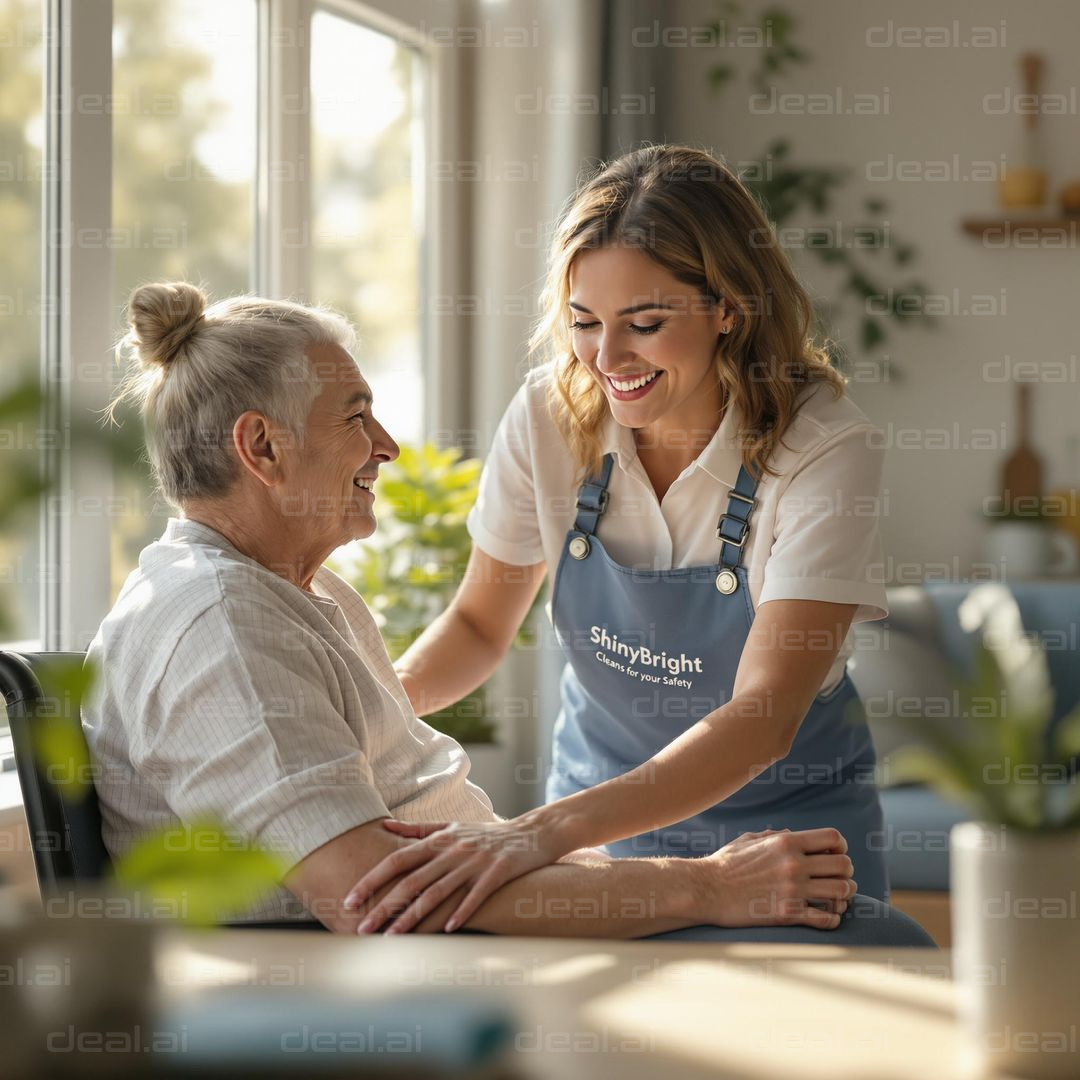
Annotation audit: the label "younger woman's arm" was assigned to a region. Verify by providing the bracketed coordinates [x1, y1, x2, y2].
[394, 546, 546, 717]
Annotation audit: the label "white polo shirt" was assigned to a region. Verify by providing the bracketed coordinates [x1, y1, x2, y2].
[466, 363, 889, 694]
[83, 518, 496, 922]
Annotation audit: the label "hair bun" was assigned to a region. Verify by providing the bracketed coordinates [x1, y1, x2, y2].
[127, 282, 207, 367]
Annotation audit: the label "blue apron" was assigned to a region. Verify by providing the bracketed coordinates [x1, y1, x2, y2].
[546, 453, 890, 903]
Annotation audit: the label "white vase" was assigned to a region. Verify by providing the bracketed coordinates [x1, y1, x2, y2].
[982, 522, 1079, 580]
[951, 822, 1080, 1078]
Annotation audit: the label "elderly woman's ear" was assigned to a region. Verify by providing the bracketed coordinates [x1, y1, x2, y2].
[231, 410, 286, 489]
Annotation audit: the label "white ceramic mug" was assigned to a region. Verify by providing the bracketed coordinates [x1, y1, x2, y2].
[982, 522, 1080, 580]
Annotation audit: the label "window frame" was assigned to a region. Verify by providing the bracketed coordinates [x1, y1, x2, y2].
[30, 0, 464, 653]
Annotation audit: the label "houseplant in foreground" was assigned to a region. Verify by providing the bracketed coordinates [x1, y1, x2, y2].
[884, 583, 1080, 1079]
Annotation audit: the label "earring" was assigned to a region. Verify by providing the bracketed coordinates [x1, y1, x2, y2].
[721, 325, 732, 335]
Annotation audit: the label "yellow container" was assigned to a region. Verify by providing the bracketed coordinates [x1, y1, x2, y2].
[1046, 486, 1080, 545]
[1000, 167, 1048, 209]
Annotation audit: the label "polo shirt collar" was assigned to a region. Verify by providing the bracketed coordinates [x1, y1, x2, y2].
[162, 516, 340, 606]
[163, 516, 237, 552]
[598, 397, 746, 489]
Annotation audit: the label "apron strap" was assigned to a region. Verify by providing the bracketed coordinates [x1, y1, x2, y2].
[573, 453, 615, 535]
[716, 463, 759, 569]
[573, 452, 758, 565]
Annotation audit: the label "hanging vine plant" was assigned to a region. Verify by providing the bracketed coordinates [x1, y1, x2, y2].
[706, 0, 937, 371]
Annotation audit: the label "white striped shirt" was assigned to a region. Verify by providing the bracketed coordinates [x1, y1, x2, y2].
[82, 518, 495, 921]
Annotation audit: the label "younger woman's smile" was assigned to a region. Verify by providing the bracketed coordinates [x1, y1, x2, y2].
[605, 369, 664, 400]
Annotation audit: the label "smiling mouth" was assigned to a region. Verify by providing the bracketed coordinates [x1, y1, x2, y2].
[607, 370, 660, 392]
[353, 476, 375, 492]
[604, 369, 663, 399]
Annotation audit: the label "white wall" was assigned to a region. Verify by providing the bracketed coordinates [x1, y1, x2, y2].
[663, 0, 1080, 577]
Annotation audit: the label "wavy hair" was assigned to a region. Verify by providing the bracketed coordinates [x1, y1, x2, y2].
[530, 144, 846, 481]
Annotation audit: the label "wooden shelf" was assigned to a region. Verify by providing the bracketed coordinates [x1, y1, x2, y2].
[961, 215, 1080, 242]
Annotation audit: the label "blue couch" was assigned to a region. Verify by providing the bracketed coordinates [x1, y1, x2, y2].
[848, 581, 1080, 895]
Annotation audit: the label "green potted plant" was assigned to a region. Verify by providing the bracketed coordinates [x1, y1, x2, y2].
[882, 583, 1080, 1079]
[329, 444, 541, 797]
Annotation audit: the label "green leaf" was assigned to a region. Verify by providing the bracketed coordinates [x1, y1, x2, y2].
[30, 657, 98, 803]
[860, 316, 885, 352]
[884, 587, 1070, 828]
[762, 7, 794, 40]
[112, 819, 286, 925]
[0, 377, 44, 421]
[709, 64, 736, 89]
[33, 719, 94, 802]
[1052, 702, 1080, 764]
[888, 746, 987, 813]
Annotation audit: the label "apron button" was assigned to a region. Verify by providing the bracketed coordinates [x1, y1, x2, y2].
[569, 536, 590, 560]
[715, 569, 738, 594]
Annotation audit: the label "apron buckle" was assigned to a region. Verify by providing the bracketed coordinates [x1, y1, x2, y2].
[715, 513, 750, 548]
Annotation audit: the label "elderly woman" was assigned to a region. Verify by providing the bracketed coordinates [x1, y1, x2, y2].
[80, 282, 920, 943]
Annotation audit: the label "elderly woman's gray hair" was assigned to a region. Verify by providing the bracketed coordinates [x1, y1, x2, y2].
[111, 282, 356, 506]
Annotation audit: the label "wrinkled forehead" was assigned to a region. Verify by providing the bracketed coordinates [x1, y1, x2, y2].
[307, 343, 371, 411]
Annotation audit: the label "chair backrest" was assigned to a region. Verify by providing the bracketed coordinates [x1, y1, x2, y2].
[0, 650, 113, 891]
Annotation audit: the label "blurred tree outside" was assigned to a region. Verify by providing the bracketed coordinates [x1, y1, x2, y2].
[1, 0, 424, 639]
[309, 9, 423, 448]
[0, 0, 45, 642]
[108, 0, 257, 598]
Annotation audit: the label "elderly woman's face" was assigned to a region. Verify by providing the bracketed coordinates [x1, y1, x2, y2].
[281, 344, 399, 547]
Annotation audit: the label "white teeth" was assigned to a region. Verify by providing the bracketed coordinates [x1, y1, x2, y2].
[610, 370, 660, 393]
[353, 478, 373, 490]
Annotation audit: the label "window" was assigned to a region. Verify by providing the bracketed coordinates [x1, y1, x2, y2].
[1, 0, 452, 663]
[109, 0, 258, 598]
[310, 8, 425, 446]
[0, 0, 45, 649]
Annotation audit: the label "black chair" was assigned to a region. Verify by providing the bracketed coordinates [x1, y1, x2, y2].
[0, 650, 112, 890]
[1, 649, 327, 930]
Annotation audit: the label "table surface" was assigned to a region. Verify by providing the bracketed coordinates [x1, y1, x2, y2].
[155, 931, 977, 1080]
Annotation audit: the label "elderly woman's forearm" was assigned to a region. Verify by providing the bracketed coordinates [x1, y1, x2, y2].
[417, 857, 703, 938]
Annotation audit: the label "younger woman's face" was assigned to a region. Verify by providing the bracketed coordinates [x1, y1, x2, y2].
[568, 245, 733, 438]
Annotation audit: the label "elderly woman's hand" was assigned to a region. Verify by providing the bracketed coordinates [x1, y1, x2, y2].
[343, 817, 569, 934]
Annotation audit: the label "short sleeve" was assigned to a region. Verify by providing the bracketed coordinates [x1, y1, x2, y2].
[466, 382, 545, 566]
[136, 601, 389, 871]
[758, 426, 889, 623]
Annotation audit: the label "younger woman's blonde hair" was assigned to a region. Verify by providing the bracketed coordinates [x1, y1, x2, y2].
[530, 144, 846, 481]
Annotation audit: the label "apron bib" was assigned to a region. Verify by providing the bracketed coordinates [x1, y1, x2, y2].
[547, 453, 889, 902]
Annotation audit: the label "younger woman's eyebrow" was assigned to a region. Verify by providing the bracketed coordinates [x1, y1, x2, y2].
[569, 300, 678, 317]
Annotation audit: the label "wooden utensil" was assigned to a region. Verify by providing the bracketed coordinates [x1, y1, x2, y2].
[1001, 381, 1043, 511]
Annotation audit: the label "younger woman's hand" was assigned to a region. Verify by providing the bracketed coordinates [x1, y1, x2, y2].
[343, 817, 568, 934]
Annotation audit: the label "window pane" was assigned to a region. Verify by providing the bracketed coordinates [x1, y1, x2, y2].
[0, 0, 44, 647]
[110, 0, 256, 598]
[310, 10, 424, 446]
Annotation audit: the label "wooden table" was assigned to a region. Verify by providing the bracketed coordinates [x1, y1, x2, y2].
[155, 931, 969, 1079]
